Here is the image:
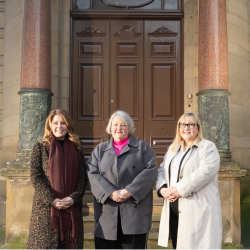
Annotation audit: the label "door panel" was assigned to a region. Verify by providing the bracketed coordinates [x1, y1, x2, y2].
[72, 19, 110, 159]
[144, 20, 182, 166]
[110, 20, 144, 140]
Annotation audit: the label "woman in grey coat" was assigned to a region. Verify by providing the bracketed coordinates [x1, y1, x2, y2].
[87, 110, 158, 249]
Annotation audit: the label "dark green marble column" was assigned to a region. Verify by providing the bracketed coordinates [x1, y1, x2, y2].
[196, 89, 231, 161]
[18, 89, 53, 153]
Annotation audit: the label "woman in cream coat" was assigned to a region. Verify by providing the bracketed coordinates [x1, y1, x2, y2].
[156, 112, 222, 249]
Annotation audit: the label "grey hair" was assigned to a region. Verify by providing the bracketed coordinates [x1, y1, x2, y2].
[106, 110, 136, 135]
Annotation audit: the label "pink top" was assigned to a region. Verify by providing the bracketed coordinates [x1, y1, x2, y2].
[113, 137, 129, 156]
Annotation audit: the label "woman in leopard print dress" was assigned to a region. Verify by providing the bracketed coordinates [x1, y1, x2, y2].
[27, 109, 88, 249]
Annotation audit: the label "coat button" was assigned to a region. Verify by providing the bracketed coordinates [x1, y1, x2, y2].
[97, 199, 99, 202]
[179, 210, 181, 213]
[132, 166, 136, 169]
[135, 205, 138, 208]
[179, 175, 183, 179]
[101, 172, 105, 176]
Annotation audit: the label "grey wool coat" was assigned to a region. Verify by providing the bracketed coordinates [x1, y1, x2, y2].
[87, 135, 158, 240]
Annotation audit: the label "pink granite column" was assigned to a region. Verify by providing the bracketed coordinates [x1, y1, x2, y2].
[21, 0, 51, 89]
[197, 0, 231, 156]
[18, 0, 53, 151]
[198, 0, 228, 91]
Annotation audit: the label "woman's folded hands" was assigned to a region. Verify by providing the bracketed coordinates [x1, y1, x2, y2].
[51, 197, 75, 210]
[109, 189, 132, 203]
[160, 186, 181, 202]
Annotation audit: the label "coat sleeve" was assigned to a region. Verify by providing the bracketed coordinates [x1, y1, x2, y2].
[86, 145, 117, 204]
[125, 143, 158, 203]
[156, 151, 168, 197]
[30, 142, 56, 206]
[176, 141, 220, 198]
[69, 149, 88, 205]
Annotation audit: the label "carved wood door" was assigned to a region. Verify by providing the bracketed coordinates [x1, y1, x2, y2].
[71, 19, 183, 162]
[110, 20, 144, 140]
[71, 19, 111, 159]
[144, 20, 183, 166]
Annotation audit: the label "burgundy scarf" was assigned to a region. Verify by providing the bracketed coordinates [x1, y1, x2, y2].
[49, 136, 79, 249]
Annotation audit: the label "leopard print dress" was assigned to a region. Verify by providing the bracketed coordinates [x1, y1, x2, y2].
[27, 141, 88, 249]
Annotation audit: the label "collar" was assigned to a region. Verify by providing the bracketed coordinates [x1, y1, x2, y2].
[102, 135, 139, 151]
[176, 138, 201, 151]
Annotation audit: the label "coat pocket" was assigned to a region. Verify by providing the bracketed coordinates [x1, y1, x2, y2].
[195, 191, 210, 210]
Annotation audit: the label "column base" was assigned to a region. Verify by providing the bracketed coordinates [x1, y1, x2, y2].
[218, 161, 246, 244]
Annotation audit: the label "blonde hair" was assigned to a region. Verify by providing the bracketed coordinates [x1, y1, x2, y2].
[106, 110, 136, 135]
[171, 112, 203, 152]
[42, 109, 81, 150]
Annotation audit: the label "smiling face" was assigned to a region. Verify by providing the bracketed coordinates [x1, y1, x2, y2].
[179, 116, 199, 145]
[51, 115, 68, 140]
[111, 116, 129, 142]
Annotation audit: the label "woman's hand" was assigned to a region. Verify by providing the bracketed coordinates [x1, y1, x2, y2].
[119, 189, 132, 200]
[171, 186, 181, 199]
[55, 197, 74, 210]
[109, 190, 127, 203]
[50, 198, 60, 209]
[160, 187, 179, 202]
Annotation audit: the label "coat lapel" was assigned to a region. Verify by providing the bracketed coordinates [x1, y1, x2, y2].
[118, 136, 139, 156]
[180, 147, 193, 171]
[164, 145, 181, 187]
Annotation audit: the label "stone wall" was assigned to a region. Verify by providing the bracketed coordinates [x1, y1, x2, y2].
[1, 0, 23, 168]
[227, 0, 250, 171]
[183, 0, 199, 114]
[226, 0, 250, 248]
[51, 0, 71, 112]
[0, 1, 4, 245]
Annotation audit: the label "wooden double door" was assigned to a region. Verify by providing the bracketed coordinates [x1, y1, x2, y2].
[71, 19, 183, 165]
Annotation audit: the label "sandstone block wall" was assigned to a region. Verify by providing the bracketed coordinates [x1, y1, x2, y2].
[51, 0, 71, 112]
[183, 0, 199, 114]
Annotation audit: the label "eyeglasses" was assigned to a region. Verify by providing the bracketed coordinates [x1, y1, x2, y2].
[179, 123, 197, 129]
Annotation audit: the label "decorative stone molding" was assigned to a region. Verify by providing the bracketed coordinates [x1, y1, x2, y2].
[18, 88, 53, 151]
[197, 89, 231, 160]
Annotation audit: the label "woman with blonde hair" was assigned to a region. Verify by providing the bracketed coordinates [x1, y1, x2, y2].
[27, 109, 88, 249]
[156, 112, 222, 249]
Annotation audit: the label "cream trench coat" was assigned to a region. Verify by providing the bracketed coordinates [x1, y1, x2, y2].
[156, 139, 222, 249]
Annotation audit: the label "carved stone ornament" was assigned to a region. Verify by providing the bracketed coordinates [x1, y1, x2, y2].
[197, 90, 230, 152]
[77, 26, 106, 37]
[113, 26, 141, 37]
[148, 26, 177, 37]
[18, 89, 53, 150]
[101, 0, 154, 9]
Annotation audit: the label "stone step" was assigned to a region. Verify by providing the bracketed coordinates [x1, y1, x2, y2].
[83, 232, 171, 249]
[83, 215, 160, 234]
